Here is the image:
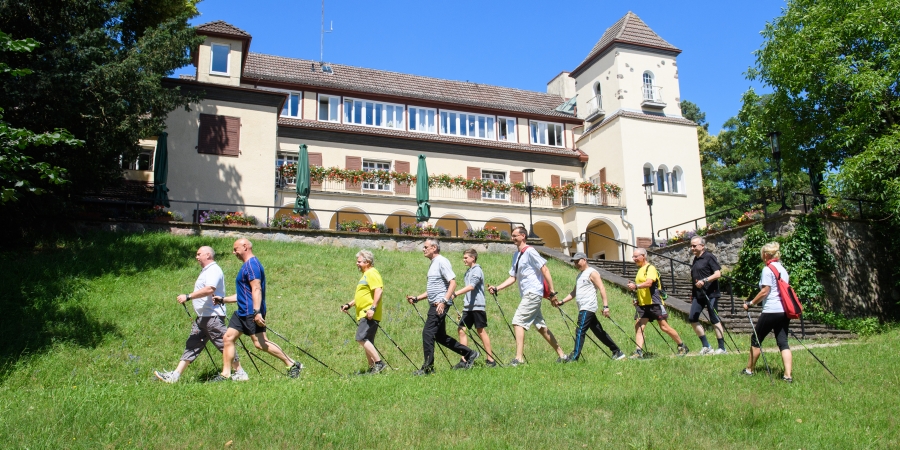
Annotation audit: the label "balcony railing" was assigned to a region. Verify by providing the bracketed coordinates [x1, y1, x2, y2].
[641, 85, 666, 109]
[580, 94, 604, 121]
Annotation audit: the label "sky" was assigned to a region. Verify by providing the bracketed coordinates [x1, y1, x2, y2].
[178, 0, 789, 134]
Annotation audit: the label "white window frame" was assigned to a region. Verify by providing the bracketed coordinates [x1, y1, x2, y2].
[561, 178, 575, 206]
[209, 43, 230, 76]
[498, 117, 517, 142]
[481, 170, 506, 200]
[277, 153, 299, 185]
[408, 106, 437, 134]
[122, 148, 154, 171]
[671, 166, 684, 194]
[529, 120, 564, 147]
[343, 97, 405, 130]
[318, 94, 341, 122]
[643, 164, 653, 186]
[439, 109, 496, 140]
[362, 159, 392, 191]
[280, 91, 301, 118]
[656, 165, 668, 193]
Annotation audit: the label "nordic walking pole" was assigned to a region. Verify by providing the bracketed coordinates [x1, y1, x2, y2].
[181, 303, 219, 372]
[409, 299, 454, 369]
[267, 326, 345, 377]
[788, 329, 842, 384]
[377, 322, 419, 370]
[237, 337, 261, 375]
[559, 307, 611, 358]
[490, 292, 527, 363]
[240, 339, 286, 376]
[342, 310, 394, 371]
[556, 307, 586, 362]
[607, 315, 641, 350]
[698, 288, 741, 354]
[746, 310, 774, 384]
[450, 301, 504, 366]
[651, 321, 676, 356]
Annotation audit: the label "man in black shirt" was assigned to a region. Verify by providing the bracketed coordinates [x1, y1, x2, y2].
[689, 236, 726, 354]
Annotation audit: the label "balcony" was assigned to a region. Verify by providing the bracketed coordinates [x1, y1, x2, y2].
[641, 85, 666, 109]
[580, 95, 605, 122]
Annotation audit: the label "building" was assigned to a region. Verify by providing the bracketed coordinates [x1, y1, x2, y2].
[145, 11, 704, 258]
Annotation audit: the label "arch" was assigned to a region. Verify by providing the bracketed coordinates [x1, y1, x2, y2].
[656, 164, 669, 192]
[436, 213, 472, 238]
[593, 82, 602, 97]
[274, 206, 319, 225]
[642, 163, 654, 186]
[483, 216, 518, 236]
[671, 166, 684, 194]
[642, 71, 655, 101]
[584, 218, 621, 261]
[642, 71, 654, 87]
[328, 207, 372, 230]
[533, 220, 564, 251]
[384, 209, 416, 234]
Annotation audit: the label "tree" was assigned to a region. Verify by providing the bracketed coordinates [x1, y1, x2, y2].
[680, 100, 708, 132]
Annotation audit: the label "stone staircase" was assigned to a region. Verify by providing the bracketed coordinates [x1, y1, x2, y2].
[588, 258, 857, 340]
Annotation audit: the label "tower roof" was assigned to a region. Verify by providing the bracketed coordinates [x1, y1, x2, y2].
[571, 12, 680, 77]
[196, 20, 251, 38]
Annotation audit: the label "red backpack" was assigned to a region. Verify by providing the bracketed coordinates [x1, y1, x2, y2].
[766, 261, 803, 319]
[517, 246, 552, 298]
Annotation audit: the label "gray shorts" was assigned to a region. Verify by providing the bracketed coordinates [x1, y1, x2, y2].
[355, 318, 379, 343]
[181, 316, 239, 364]
[511, 292, 547, 331]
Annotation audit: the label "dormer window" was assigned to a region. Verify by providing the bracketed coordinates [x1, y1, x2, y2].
[210, 43, 230, 75]
[529, 120, 564, 147]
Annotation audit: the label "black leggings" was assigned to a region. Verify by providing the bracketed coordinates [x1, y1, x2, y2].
[750, 312, 790, 351]
[688, 295, 720, 324]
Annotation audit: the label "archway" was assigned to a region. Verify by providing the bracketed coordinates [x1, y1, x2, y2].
[384, 209, 416, 235]
[328, 207, 372, 230]
[533, 221, 563, 251]
[584, 219, 620, 261]
[273, 206, 320, 228]
[436, 214, 472, 238]
[483, 216, 517, 236]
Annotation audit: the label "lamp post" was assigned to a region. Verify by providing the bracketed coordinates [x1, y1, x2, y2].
[768, 131, 789, 211]
[523, 168, 538, 239]
[642, 182, 656, 247]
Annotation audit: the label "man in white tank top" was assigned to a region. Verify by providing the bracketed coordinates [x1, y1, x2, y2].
[556, 253, 625, 361]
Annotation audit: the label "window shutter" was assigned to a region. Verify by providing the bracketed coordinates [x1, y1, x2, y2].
[510, 171, 524, 203]
[309, 152, 323, 188]
[346, 156, 362, 191]
[467, 167, 481, 200]
[599, 168, 607, 205]
[394, 160, 410, 195]
[551, 175, 561, 207]
[198, 114, 240, 156]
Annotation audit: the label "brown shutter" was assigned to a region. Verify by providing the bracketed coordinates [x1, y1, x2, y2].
[198, 114, 240, 156]
[346, 156, 362, 191]
[309, 152, 323, 189]
[551, 175, 561, 206]
[637, 237, 652, 248]
[599, 168, 608, 205]
[394, 160, 410, 195]
[510, 171, 524, 203]
[467, 167, 481, 200]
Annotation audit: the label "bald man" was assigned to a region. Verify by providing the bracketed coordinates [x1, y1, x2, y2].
[155, 246, 248, 383]
[212, 238, 303, 381]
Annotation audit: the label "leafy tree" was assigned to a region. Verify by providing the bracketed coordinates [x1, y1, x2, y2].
[680, 100, 708, 132]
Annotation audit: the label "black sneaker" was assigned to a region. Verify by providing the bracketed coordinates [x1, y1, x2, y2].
[677, 344, 689, 357]
[509, 358, 523, 367]
[372, 360, 387, 374]
[783, 376, 793, 383]
[612, 350, 626, 360]
[452, 360, 468, 370]
[465, 351, 480, 368]
[485, 359, 497, 368]
[413, 366, 434, 376]
[210, 374, 230, 382]
[288, 362, 304, 378]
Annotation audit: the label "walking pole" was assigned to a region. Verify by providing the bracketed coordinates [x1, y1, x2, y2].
[559, 307, 611, 358]
[607, 316, 641, 350]
[788, 329, 842, 384]
[409, 299, 454, 369]
[651, 322, 677, 356]
[267, 326, 345, 377]
[698, 288, 741, 354]
[746, 310, 774, 384]
[181, 303, 219, 373]
[378, 322, 419, 370]
[240, 339, 286, 376]
[556, 307, 586, 362]
[237, 337, 261, 375]
[450, 302, 504, 366]
[342, 310, 394, 371]
[490, 292, 527, 363]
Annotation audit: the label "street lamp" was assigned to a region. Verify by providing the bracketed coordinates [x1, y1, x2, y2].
[768, 131, 789, 211]
[642, 182, 657, 247]
[523, 168, 538, 239]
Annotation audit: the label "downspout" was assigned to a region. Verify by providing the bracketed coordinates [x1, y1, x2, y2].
[620, 210, 635, 248]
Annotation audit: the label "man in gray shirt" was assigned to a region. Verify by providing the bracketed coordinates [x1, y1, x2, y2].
[407, 238, 478, 375]
[453, 248, 497, 367]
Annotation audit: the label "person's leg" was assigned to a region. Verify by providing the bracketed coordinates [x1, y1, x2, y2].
[569, 310, 590, 361]
[708, 298, 726, 347]
[773, 315, 792, 378]
[362, 340, 380, 365]
[657, 320, 684, 345]
[511, 294, 542, 361]
[221, 328, 240, 377]
[357, 340, 375, 366]
[513, 325, 526, 361]
[436, 311, 472, 358]
[421, 305, 439, 370]
[251, 332, 295, 367]
[206, 317, 241, 372]
[476, 327, 495, 362]
[356, 319, 379, 367]
[634, 319, 647, 351]
[689, 297, 710, 349]
[747, 313, 774, 373]
[588, 315, 620, 353]
[176, 319, 204, 375]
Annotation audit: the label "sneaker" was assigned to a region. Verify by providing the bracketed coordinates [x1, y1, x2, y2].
[452, 360, 468, 370]
[371, 360, 387, 374]
[231, 369, 249, 382]
[783, 376, 793, 383]
[287, 362, 304, 378]
[465, 351, 480, 368]
[209, 374, 231, 382]
[612, 350, 626, 361]
[699, 346, 714, 356]
[154, 370, 179, 384]
[509, 358, 523, 367]
[677, 344, 690, 356]
[413, 367, 434, 376]
[485, 359, 497, 368]
[629, 349, 644, 359]
[741, 368, 754, 377]
[556, 355, 569, 363]
[714, 348, 727, 355]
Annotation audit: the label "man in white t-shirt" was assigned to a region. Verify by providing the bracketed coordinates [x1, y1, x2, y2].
[488, 226, 567, 366]
[155, 246, 247, 383]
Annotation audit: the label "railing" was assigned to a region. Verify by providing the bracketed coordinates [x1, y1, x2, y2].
[642, 85, 664, 103]
[656, 197, 773, 242]
[792, 192, 880, 220]
[580, 94, 604, 120]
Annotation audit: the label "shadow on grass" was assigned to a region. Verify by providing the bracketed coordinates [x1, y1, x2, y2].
[0, 230, 208, 379]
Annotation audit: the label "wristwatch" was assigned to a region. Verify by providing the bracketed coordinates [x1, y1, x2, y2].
[369, 306, 377, 312]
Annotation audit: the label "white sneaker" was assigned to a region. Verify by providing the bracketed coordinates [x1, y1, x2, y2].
[714, 348, 727, 355]
[155, 370, 179, 383]
[232, 369, 250, 381]
[699, 347, 714, 356]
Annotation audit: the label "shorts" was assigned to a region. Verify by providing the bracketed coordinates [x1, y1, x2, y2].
[458, 310, 488, 329]
[511, 292, 547, 331]
[355, 318, 379, 343]
[180, 316, 238, 364]
[635, 303, 669, 322]
[751, 312, 790, 351]
[688, 295, 721, 324]
[228, 312, 266, 336]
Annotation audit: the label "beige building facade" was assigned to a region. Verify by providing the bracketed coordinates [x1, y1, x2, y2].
[147, 12, 705, 259]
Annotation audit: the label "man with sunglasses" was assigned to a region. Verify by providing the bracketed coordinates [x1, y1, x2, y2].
[689, 236, 726, 355]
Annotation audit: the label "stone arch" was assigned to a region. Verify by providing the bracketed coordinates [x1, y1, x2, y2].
[384, 209, 416, 234]
[483, 216, 518, 236]
[435, 214, 472, 238]
[328, 207, 372, 230]
[584, 217, 620, 261]
[533, 220, 564, 251]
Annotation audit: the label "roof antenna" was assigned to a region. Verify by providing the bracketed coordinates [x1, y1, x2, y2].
[320, 0, 334, 74]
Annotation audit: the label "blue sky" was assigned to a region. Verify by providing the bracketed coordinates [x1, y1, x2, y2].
[180, 0, 787, 134]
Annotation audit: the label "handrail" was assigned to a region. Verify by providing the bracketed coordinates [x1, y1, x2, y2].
[656, 197, 772, 241]
[791, 192, 880, 220]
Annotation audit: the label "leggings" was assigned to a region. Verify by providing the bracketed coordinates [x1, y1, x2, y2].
[750, 312, 790, 351]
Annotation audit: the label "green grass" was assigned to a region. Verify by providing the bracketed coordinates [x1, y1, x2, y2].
[0, 231, 897, 449]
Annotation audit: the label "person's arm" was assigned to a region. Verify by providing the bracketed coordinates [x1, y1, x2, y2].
[540, 264, 557, 296]
[488, 276, 517, 295]
[366, 287, 383, 319]
[250, 279, 264, 325]
[590, 270, 610, 317]
[697, 269, 722, 287]
[558, 286, 576, 308]
[340, 300, 356, 312]
[406, 291, 428, 304]
[213, 293, 237, 304]
[744, 286, 771, 310]
[178, 285, 216, 304]
[436, 279, 456, 315]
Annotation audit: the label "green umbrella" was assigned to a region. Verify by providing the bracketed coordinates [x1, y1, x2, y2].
[151, 132, 170, 207]
[293, 144, 310, 215]
[415, 154, 431, 223]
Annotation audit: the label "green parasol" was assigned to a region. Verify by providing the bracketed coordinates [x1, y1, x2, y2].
[415, 154, 430, 222]
[293, 144, 310, 215]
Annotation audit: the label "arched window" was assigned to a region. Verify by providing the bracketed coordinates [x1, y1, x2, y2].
[643, 164, 653, 186]
[593, 82, 602, 111]
[642, 72, 655, 101]
[671, 166, 684, 194]
[656, 165, 668, 192]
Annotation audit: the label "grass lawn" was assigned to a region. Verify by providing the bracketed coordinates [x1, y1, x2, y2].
[0, 231, 896, 449]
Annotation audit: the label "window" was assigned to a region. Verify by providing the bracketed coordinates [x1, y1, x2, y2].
[282, 92, 301, 118]
[344, 98, 404, 129]
[210, 43, 230, 75]
[276, 153, 298, 185]
[643, 164, 653, 185]
[671, 166, 683, 194]
[482, 170, 506, 200]
[656, 166, 667, 192]
[122, 149, 153, 171]
[440, 110, 496, 139]
[198, 114, 240, 156]
[363, 160, 391, 191]
[530, 120, 564, 147]
[409, 107, 437, 134]
[642, 71, 658, 101]
[498, 117, 517, 142]
[561, 178, 575, 207]
[318, 95, 340, 122]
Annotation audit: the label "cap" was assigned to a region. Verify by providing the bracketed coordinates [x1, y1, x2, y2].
[570, 252, 588, 261]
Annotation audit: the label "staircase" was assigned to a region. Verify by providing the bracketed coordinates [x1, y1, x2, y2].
[588, 258, 856, 340]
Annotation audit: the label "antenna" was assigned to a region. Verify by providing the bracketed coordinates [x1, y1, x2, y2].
[320, 0, 333, 64]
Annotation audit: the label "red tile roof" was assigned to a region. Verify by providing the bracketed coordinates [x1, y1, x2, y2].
[245, 53, 577, 120]
[572, 12, 680, 76]
[196, 21, 251, 38]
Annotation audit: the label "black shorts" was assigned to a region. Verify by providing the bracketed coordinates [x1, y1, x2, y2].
[688, 296, 721, 324]
[751, 312, 790, 351]
[458, 310, 488, 329]
[355, 318, 379, 342]
[228, 313, 266, 335]
[635, 304, 669, 322]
